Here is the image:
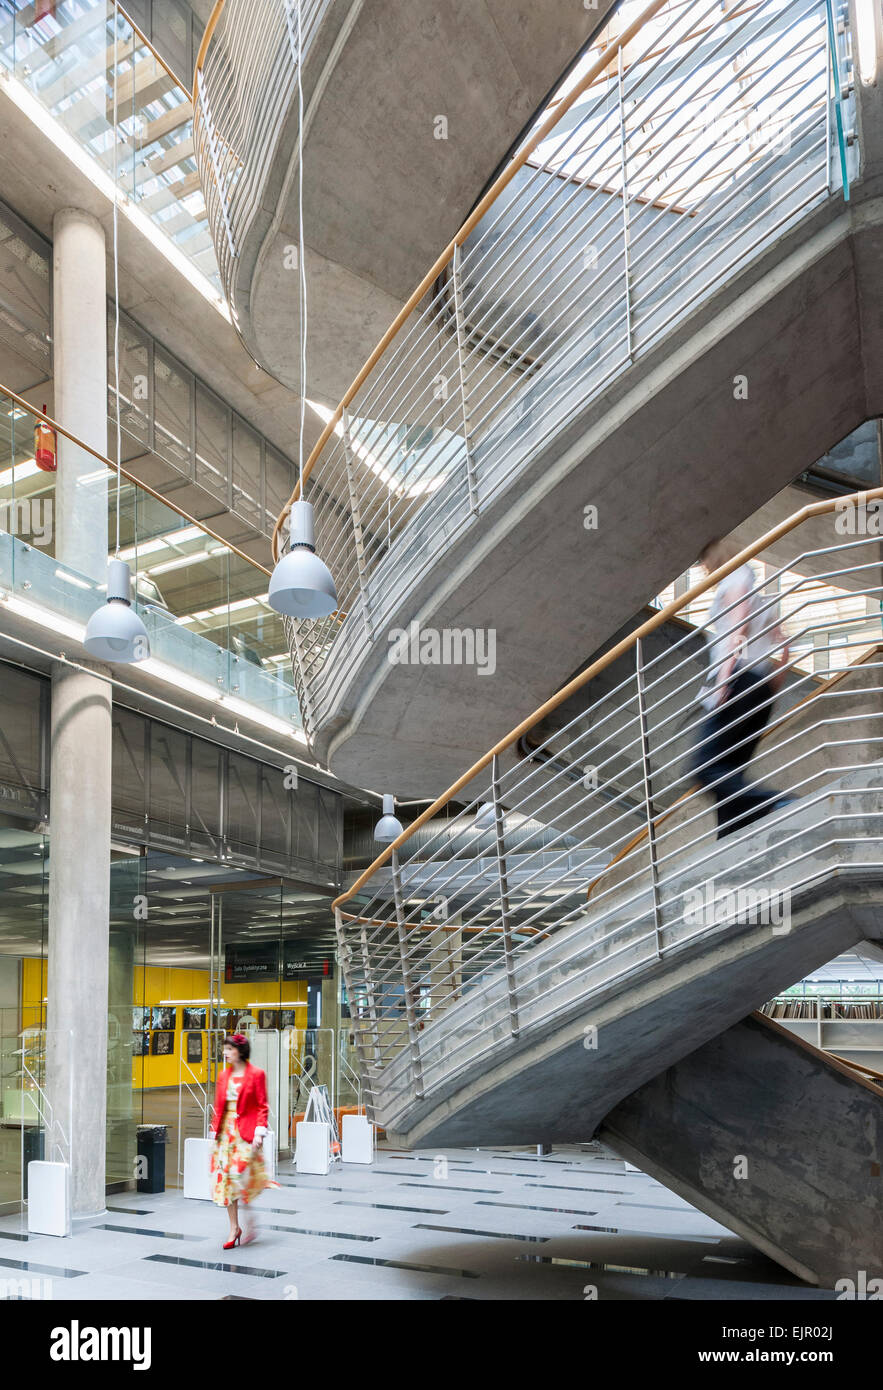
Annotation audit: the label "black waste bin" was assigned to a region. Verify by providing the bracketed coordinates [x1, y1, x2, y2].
[22, 1125, 44, 1197]
[136, 1124, 168, 1193]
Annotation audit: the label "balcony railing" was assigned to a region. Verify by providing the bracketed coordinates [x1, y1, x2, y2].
[332, 488, 883, 1129]
[0, 0, 222, 299]
[192, 0, 331, 320]
[272, 0, 857, 745]
[0, 385, 301, 733]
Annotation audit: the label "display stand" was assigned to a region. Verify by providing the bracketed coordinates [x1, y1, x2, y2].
[341, 1113, 374, 1164]
[27, 1161, 70, 1236]
[183, 1137, 214, 1199]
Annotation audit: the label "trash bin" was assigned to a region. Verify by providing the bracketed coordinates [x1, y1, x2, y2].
[136, 1124, 168, 1194]
[22, 1125, 44, 1197]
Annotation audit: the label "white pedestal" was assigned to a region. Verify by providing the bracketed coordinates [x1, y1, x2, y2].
[295, 1121, 330, 1174]
[341, 1114, 374, 1164]
[27, 1161, 70, 1237]
[183, 1137, 214, 1199]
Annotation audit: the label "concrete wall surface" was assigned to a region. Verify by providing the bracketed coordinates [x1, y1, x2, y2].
[600, 1013, 883, 1288]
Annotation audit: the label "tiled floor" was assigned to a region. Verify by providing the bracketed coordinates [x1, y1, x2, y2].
[0, 1143, 837, 1300]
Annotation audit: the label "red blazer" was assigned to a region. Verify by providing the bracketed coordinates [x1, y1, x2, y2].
[211, 1063, 269, 1144]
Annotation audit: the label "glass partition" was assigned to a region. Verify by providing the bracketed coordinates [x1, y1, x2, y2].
[0, 388, 301, 731]
[0, 0, 220, 297]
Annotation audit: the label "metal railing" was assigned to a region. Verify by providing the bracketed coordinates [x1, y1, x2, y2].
[273, 0, 856, 744]
[333, 488, 883, 1129]
[192, 0, 331, 319]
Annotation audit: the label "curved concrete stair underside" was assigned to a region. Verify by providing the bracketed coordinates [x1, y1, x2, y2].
[376, 767, 883, 1149]
[599, 1013, 883, 1288]
[319, 195, 883, 794]
[235, 0, 611, 396]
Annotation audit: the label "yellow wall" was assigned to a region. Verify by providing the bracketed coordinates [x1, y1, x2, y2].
[20, 958, 308, 1091]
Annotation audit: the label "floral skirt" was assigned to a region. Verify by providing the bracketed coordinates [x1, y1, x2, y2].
[211, 1103, 278, 1207]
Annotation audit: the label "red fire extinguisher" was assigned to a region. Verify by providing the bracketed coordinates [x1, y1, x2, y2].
[34, 405, 56, 473]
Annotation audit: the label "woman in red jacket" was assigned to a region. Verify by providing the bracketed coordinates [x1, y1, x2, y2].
[210, 1034, 278, 1248]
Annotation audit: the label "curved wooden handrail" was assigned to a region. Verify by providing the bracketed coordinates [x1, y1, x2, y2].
[270, 0, 673, 561]
[193, 0, 226, 94]
[1, 385, 270, 578]
[332, 483, 883, 911]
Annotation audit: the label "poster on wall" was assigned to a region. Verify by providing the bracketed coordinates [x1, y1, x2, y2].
[151, 1006, 176, 1030]
[258, 1009, 277, 1029]
[185, 1032, 203, 1064]
[183, 1007, 206, 1030]
[132, 1031, 149, 1056]
[151, 1030, 174, 1056]
[132, 1007, 149, 1030]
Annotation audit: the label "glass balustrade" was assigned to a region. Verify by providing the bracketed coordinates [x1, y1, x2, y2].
[0, 388, 301, 733]
[0, 0, 221, 298]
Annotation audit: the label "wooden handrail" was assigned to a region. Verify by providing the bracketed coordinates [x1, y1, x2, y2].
[332, 484, 883, 910]
[118, 5, 192, 100]
[1, 385, 270, 578]
[270, 0, 674, 561]
[193, 0, 226, 93]
[827, 1051, 883, 1084]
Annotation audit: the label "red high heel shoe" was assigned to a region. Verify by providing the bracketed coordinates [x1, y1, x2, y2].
[223, 1226, 242, 1250]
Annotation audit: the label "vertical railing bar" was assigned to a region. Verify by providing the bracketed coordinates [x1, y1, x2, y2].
[195, 68, 237, 261]
[616, 45, 635, 361]
[491, 753, 521, 1037]
[635, 637, 664, 959]
[341, 404, 375, 640]
[390, 850, 426, 1097]
[451, 243, 480, 515]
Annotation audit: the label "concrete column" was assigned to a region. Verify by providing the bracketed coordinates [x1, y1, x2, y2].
[47, 208, 112, 1219]
[46, 662, 113, 1217]
[52, 208, 108, 582]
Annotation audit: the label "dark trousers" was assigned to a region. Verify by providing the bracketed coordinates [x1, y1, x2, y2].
[692, 667, 781, 838]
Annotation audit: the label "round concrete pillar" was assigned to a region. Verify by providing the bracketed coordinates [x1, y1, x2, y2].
[46, 661, 113, 1218]
[52, 207, 108, 581]
[46, 207, 113, 1220]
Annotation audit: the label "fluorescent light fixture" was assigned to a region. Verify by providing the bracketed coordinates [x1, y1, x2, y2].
[148, 550, 217, 576]
[76, 469, 112, 488]
[117, 538, 168, 562]
[0, 590, 86, 642]
[0, 458, 39, 488]
[246, 1002, 304, 1008]
[159, 998, 226, 1005]
[217, 693, 304, 740]
[54, 569, 94, 591]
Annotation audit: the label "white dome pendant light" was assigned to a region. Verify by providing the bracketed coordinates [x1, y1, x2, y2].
[268, 0, 337, 621]
[269, 499, 338, 619]
[84, 3, 150, 665]
[374, 794, 403, 844]
[84, 557, 150, 662]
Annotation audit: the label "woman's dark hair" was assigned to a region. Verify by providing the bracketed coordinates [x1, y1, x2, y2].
[224, 1033, 250, 1061]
